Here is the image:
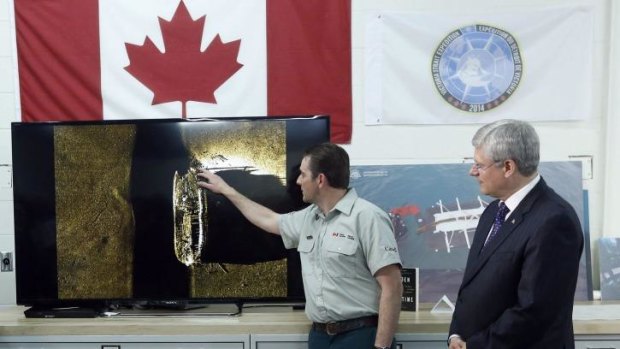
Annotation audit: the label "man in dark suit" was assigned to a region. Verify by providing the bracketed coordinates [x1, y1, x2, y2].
[448, 119, 584, 349]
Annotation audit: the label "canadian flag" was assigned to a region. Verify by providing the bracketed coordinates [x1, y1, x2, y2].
[14, 0, 352, 143]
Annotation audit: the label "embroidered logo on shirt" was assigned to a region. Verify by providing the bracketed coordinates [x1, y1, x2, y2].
[330, 232, 356, 241]
[384, 246, 397, 252]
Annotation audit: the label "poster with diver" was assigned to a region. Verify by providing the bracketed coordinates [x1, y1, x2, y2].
[350, 162, 591, 304]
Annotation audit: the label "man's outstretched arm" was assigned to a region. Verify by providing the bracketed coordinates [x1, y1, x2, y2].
[197, 169, 281, 235]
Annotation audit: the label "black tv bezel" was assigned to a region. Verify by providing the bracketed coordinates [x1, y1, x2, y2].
[11, 115, 329, 309]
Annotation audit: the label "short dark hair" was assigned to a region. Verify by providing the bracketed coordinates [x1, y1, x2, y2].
[303, 143, 350, 189]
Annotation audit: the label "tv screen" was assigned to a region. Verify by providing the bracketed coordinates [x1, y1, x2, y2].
[11, 116, 329, 309]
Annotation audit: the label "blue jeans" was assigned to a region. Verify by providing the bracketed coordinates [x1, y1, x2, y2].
[307, 326, 396, 349]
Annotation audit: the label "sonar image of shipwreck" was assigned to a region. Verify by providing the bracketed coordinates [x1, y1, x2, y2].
[54, 120, 293, 300]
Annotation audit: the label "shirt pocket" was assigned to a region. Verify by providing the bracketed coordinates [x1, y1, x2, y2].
[297, 236, 316, 276]
[323, 237, 359, 278]
[298, 235, 316, 253]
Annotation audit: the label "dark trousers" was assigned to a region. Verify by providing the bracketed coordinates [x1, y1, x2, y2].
[307, 326, 396, 349]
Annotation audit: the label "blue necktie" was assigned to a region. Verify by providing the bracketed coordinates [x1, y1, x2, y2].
[484, 202, 510, 247]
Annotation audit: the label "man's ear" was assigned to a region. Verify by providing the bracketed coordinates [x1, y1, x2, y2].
[503, 159, 517, 178]
[317, 173, 327, 187]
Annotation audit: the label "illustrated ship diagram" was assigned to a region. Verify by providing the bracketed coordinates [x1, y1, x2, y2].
[417, 196, 488, 253]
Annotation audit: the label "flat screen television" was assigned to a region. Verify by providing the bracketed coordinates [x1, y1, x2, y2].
[11, 116, 329, 314]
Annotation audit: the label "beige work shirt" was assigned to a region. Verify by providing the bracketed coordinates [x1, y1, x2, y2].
[279, 188, 402, 323]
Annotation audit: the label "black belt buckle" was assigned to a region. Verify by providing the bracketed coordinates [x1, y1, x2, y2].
[325, 322, 340, 336]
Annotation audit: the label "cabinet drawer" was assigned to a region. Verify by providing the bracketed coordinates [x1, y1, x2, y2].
[255, 343, 307, 349]
[396, 341, 447, 349]
[251, 334, 308, 349]
[575, 342, 620, 349]
[0, 344, 244, 349]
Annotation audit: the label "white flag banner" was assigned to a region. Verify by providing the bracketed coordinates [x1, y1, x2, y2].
[365, 5, 594, 125]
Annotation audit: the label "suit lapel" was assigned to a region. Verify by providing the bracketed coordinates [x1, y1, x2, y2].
[470, 201, 498, 257]
[460, 179, 548, 289]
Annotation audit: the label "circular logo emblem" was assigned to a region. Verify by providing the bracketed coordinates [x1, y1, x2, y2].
[431, 25, 522, 113]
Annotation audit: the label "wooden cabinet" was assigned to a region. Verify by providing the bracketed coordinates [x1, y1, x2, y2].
[250, 333, 450, 349]
[575, 335, 620, 349]
[0, 305, 618, 349]
[0, 335, 249, 349]
[3, 334, 620, 349]
[575, 343, 620, 349]
[251, 334, 307, 349]
[394, 334, 447, 348]
[0, 345, 244, 349]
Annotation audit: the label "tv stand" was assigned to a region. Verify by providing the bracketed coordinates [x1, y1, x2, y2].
[114, 302, 243, 317]
[23, 302, 244, 318]
[24, 306, 102, 318]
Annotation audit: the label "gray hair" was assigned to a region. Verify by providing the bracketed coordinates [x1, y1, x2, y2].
[472, 119, 540, 176]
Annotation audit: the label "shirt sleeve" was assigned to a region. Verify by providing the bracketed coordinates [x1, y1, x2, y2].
[358, 205, 402, 276]
[279, 205, 313, 249]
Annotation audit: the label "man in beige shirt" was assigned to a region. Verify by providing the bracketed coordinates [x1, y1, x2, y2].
[198, 143, 402, 349]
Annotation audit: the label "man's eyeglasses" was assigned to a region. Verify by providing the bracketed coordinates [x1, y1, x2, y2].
[471, 161, 499, 172]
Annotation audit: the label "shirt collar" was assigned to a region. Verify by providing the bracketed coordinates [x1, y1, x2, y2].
[503, 174, 540, 216]
[313, 188, 358, 218]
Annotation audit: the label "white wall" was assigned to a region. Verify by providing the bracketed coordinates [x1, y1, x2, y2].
[0, 0, 614, 305]
[0, 0, 17, 305]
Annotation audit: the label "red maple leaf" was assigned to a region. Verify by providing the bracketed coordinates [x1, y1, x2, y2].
[125, 1, 243, 118]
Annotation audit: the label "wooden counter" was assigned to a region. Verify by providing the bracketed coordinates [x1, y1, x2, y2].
[0, 303, 618, 337]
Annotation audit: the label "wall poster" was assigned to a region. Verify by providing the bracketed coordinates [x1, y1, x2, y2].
[350, 162, 590, 303]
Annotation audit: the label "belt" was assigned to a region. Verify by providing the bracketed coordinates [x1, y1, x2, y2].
[312, 315, 378, 336]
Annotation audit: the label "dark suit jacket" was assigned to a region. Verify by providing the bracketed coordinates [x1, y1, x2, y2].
[449, 178, 584, 349]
